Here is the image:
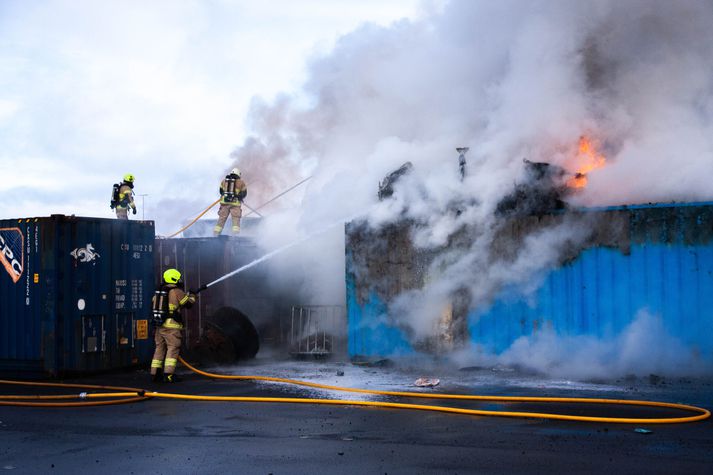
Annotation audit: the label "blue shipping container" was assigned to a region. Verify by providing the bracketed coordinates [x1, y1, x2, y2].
[346, 202, 713, 361]
[0, 215, 156, 377]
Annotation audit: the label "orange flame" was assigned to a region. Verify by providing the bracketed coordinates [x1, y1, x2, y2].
[567, 136, 606, 188]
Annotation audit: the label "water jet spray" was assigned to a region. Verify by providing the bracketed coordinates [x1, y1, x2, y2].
[190, 217, 352, 295]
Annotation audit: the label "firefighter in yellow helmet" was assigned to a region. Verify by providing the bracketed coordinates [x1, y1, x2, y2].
[150, 268, 197, 383]
[110, 174, 137, 220]
[214, 167, 247, 236]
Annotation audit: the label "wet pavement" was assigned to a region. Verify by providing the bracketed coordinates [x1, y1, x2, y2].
[1, 359, 712, 474]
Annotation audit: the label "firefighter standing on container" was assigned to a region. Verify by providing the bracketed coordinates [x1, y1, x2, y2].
[110, 174, 137, 219]
[214, 167, 247, 236]
[150, 269, 196, 383]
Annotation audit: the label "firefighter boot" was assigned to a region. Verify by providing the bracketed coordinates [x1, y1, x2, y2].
[151, 368, 163, 383]
[163, 373, 182, 383]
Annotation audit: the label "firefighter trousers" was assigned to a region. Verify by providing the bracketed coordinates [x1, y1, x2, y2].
[214, 203, 242, 235]
[151, 327, 182, 375]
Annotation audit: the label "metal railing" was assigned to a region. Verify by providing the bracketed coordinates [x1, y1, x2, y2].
[289, 305, 343, 357]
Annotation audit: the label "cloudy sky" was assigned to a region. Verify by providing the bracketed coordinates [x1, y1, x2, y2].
[3, 0, 712, 236]
[0, 0, 433, 228]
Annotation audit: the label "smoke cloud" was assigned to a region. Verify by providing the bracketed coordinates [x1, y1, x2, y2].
[228, 1, 713, 371]
[495, 310, 711, 379]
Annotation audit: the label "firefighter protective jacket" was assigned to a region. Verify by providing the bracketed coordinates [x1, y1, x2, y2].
[161, 284, 196, 330]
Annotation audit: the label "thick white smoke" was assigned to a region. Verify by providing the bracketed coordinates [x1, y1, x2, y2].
[228, 1, 713, 371]
[495, 310, 712, 379]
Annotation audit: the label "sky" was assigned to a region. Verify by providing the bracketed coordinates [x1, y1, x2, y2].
[0, 0, 434, 226]
[3, 0, 711, 231]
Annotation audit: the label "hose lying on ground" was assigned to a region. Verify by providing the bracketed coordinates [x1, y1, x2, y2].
[0, 379, 149, 407]
[174, 357, 710, 424]
[2, 362, 710, 424]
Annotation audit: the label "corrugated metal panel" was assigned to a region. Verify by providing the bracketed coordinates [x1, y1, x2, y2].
[345, 202, 713, 359]
[346, 281, 414, 357]
[0, 215, 155, 377]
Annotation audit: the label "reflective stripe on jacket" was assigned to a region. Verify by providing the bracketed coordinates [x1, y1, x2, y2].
[162, 286, 195, 330]
[163, 318, 183, 329]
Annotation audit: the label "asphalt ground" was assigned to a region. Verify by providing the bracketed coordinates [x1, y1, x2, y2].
[1, 360, 712, 475]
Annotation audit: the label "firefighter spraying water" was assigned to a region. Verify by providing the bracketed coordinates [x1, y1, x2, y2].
[150, 268, 197, 383]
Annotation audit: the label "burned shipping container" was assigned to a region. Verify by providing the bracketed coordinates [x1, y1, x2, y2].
[346, 202, 713, 361]
[0, 215, 155, 377]
[154, 236, 284, 361]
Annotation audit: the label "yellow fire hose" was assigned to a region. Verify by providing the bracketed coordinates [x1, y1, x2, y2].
[174, 357, 710, 424]
[160, 176, 312, 238]
[2, 360, 708, 424]
[162, 199, 221, 239]
[0, 379, 149, 407]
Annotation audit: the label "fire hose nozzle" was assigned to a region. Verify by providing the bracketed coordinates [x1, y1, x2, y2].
[190, 284, 209, 295]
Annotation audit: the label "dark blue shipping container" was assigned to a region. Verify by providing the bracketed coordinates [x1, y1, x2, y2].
[0, 215, 155, 377]
[346, 202, 713, 362]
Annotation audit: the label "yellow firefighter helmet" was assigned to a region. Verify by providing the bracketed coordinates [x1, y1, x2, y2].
[163, 268, 182, 284]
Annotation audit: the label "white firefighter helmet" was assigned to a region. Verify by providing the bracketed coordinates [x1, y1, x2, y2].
[231, 167, 241, 177]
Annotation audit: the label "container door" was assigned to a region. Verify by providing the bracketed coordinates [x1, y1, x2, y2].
[0, 220, 46, 377]
[116, 312, 134, 349]
[110, 219, 155, 366]
[64, 218, 112, 372]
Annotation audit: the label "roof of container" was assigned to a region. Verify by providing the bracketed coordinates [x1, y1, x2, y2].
[576, 200, 713, 212]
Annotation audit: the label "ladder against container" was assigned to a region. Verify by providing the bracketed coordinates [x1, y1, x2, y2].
[289, 305, 343, 358]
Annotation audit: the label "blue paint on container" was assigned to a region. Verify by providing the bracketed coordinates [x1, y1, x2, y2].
[347, 271, 413, 358]
[346, 202, 713, 360]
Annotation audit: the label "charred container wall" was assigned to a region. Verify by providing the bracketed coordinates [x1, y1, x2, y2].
[346, 202, 713, 361]
[154, 236, 282, 352]
[0, 215, 155, 377]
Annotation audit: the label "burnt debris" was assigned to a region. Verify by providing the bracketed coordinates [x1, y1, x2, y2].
[378, 161, 414, 200]
[495, 159, 571, 217]
[456, 147, 469, 180]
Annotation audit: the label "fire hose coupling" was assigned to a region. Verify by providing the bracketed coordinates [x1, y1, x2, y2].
[79, 392, 88, 399]
[137, 390, 146, 397]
